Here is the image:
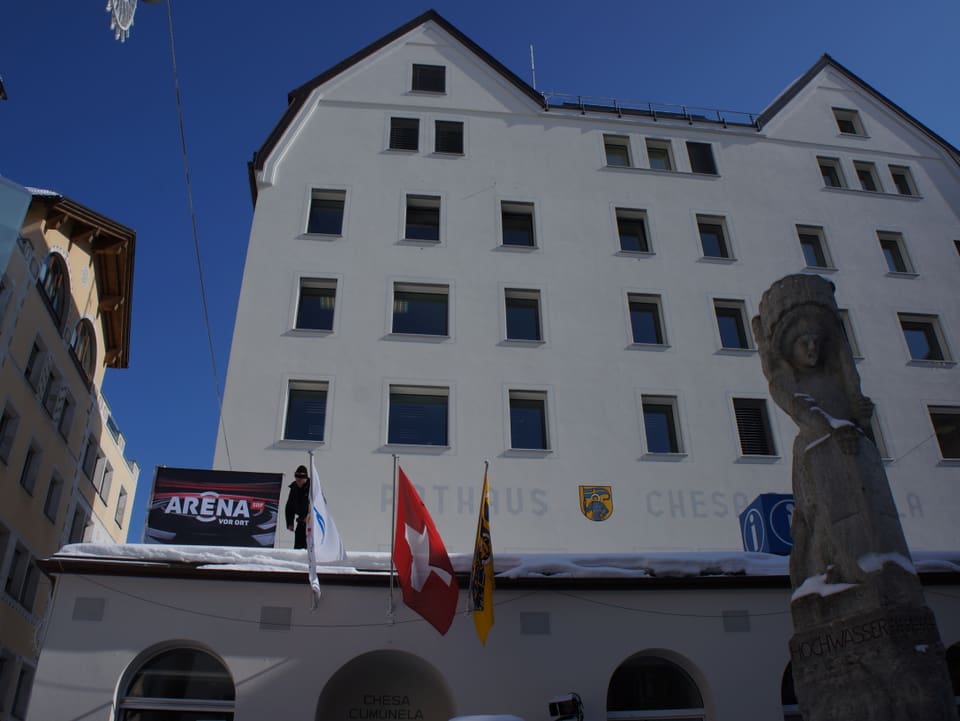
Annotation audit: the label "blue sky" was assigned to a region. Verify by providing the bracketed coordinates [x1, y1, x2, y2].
[2, 1, 958, 543]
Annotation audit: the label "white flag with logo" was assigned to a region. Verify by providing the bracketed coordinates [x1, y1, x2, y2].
[307, 456, 346, 603]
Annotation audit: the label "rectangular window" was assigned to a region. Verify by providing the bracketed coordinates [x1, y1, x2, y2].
[898, 314, 949, 361]
[19, 445, 40, 495]
[68, 507, 89, 544]
[818, 157, 846, 188]
[307, 189, 345, 235]
[389, 117, 419, 151]
[838, 309, 862, 358]
[434, 120, 463, 154]
[115, 487, 128, 527]
[509, 391, 549, 450]
[646, 139, 673, 171]
[878, 232, 914, 274]
[714, 300, 751, 349]
[12, 664, 35, 720]
[392, 283, 449, 336]
[412, 64, 445, 93]
[505, 289, 542, 341]
[24, 342, 43, 389]
[861, 409, 890, 459]
[0, 405, 18, 464]
[833, 107, 864, 135]
[929, 407, 960, 460]
[603, 135, 631, 167]
[616, 208, 650, 253]
[697, 216, 731, 258]
[41, 369, 60, 417]
[58, 393, 74, 440]
[296, 278, 336, 331]
[5, 545, 39, 612]
[642, 396, 682, 454]
[99, 462, 113, 503]
[888, 165, 917, 196]
[854, 161, 880, 192]
[81, 437, 99, 479]
[405, 195, 441, 241]
[628, 294, 665, 346]
[43, 473, 63, 522]
[797, 225, 832, 268]
[733, 398, 777, 456]
[284, 381, 328, 442]
[388, 386, 448, 446]
[686, 142, 717, 174]
[501, 202, 536, 248]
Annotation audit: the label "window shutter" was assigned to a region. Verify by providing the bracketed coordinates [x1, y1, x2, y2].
[735, 401, 773, 455]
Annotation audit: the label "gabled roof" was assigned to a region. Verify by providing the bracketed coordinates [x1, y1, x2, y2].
[757, 53, 960, 163]
[248, 9, 544, 204]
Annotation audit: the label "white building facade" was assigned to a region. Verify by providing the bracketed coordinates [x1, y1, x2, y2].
[215, 12, 960, 556]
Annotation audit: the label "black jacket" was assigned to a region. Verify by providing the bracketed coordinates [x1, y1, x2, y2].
[285, 480, 310, 528]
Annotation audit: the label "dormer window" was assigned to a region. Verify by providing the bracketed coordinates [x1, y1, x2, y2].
[412, 64, 445, 93]
[832, 107, 864, 136]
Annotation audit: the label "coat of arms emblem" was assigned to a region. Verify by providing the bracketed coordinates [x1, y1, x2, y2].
[579, 485, 612, 522]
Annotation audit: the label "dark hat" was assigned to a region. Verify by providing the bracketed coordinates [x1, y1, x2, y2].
[294, 465, 308, 478]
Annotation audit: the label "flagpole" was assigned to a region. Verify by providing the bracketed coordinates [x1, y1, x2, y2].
[388, 454, 398, 623]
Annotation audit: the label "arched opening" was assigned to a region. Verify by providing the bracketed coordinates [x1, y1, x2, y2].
[39, 253, 68, 327]
[607, 652, 705, 720]
[70, 319, 96, 379]
[117, 646, 235, 720]
[316, 649, 454, 721]
[781, 662, 800, 721]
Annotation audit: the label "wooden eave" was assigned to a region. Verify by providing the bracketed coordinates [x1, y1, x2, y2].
[247, 9, 546, 205]
[34, 194, 136, 368]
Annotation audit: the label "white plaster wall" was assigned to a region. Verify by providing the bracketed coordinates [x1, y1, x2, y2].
[215, 22, 960, 555]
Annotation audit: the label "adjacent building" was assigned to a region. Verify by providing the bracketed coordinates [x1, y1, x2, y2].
[27, 10, 960, 721]
[0, 185, 137, 718]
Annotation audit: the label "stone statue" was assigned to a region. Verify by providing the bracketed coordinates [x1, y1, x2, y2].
[753, 274, 954, 721]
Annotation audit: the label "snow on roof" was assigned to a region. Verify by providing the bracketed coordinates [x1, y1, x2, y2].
[52, 544, 960, 579]
[25, 186, 61, 198]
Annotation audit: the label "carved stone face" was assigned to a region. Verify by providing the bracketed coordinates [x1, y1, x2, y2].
[790, 332, 822, 369]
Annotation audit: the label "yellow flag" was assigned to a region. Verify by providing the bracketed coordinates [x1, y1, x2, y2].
[470, 468, 494, 644]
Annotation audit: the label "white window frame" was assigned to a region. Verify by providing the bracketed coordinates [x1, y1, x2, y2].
[928, 406, 960, 462]
[282, 379, 331, 445]
[499, 200, 538, 250]
[645, 138, 674, 171]
[731, 396, 779, 459]
[389, 281, 452, 338]
[387, 116, 421, 152]
[817, 156, 847, 189]
[432, 118, 465, 155]
[503, 288, 545, 344]
[832, 107, 865, 136]
[626, 293, 668, 348]
[403, 194, 442, 243]
[411, 63, 446, 94]
[507, 389, 551, 452]
[603, 134, 632, 168]
[696, 214, 735, 261]
[386, 384, 452, 449]
[293, 276, 338, 333]
[837, 309, 862, 359]
[615, 208, 652, 254]
[888, 165, 918, 196]
[897, 313, 952, 363]
[796, 225, 834, 270]
[877, 231, 916, 275]
[43, 471, 63, 522]
[19, 443, 40, 496]
[713, 299, 754, 351]
[853, 160, 882, 192]
[304, 188, 347, 237]
[639, 393, 686, 457]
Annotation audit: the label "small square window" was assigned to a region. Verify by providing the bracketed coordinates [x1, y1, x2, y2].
[115, 487, 128, 527]
[888, 166, 917, 196]
[307, 190, 345, 235]
[392, 283, 449, 336]
[697, 216, 732, 259]
[505, 289, 542, 341]
[604, 135, 631, 167]
[509, 390, 549, 450]
[501, 202, 536, 248]
[284, 381, 328, 442]
[642, 396, 682, 454]
[388, 386, 448, 446]
[686, 142, 717, 174]
[837, 309, 862, 358]
[733, 398, 777, 456]
[405, 195, 441, 241]
[714, 300, 752, 349]
[389, 117, 419, 151]
[296, 279, 336, 331]
[434, 121, 463, 154]
[878, 232, 914, 274]
[19, 444, 40, 495]
[412, 64, 445, 93]
[818, 157, 846, 188]
[898, 314, 949, 361]
[854, 161, 880, 192]
[646, 139, 673, 171]
[628, 294, 665, 346]
[43, 472, 63, 522]
[616, 209, 650, 253]
[0, 405, 19, 464]
[797, 225, 832, 268]
[833, 108, 864, 135]
[929, 406, 960, 460]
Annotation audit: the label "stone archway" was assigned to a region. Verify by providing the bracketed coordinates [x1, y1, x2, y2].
[316, 649, 454, 721]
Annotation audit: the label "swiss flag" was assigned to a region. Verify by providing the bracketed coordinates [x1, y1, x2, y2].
[393, 467, 459, 635]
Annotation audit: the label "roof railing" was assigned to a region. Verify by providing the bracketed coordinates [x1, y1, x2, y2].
[542, 92, 760, 130]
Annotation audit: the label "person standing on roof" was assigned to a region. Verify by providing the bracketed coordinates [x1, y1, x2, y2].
[285, 464, 310, 549]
